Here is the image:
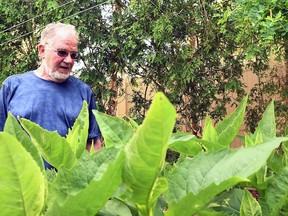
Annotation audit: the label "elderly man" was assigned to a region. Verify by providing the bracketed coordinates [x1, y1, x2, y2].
[0, 23, 102, 169]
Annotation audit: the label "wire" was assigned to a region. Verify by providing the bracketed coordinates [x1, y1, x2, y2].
[1, 31, 35, 45]
[0, 1, 75, 35]
[58, 0, 112, 22]
[0, 0, 112, 47]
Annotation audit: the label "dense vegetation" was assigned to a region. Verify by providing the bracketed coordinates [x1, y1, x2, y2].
[1, 93, 288, 215]
[1, 0, 288, 134]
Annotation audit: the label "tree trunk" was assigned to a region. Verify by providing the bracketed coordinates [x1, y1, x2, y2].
[285, 38, 288, 86]
[107, 0, 122, 116]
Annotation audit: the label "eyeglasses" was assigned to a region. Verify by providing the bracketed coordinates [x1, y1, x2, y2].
[45, 44, 80, 60]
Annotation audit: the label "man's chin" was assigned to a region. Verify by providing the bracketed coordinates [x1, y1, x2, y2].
[50, 71, 70, 82]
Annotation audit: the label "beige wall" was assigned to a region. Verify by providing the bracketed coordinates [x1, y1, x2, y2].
[116, 59, 286, 148]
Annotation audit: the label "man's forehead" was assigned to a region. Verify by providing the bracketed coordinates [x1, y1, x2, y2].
[48, 31, 78, 47]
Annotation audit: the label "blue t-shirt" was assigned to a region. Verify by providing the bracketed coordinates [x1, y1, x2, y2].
[0, 71, 101, 168]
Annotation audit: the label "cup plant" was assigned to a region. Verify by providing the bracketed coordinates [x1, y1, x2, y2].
[1, 92, 288, 215]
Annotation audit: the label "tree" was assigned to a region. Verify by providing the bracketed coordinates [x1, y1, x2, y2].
[219, 0, 288, 133]
[0, 0, 39, 82]
[110, 0, 246, 135]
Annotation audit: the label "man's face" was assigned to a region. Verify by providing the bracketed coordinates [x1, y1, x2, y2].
[40, 30, 78, 82]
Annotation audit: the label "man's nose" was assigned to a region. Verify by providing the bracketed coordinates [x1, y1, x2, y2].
[63, 54, 74, 63]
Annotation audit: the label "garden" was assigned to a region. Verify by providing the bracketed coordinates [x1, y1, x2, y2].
[1, 0, 288, 215]
[1, 92, 288, 215]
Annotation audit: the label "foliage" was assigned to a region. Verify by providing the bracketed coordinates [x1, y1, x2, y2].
[0, 0, 248, 134]
[222, 0, 288, 59]
[218, 0, 288, 134]
[0, 0, 40, 82]
[1, 92, 288, 215]
[114, 0, 246, 132]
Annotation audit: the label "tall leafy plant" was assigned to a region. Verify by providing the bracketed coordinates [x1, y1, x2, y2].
[0, 92, 288, 215]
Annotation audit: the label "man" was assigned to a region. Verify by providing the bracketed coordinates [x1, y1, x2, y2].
[0, 23, 102, 169]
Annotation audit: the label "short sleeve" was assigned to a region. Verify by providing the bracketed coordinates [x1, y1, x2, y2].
[87, 92, 102, 140]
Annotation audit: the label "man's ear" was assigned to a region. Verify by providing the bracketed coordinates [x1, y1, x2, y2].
[38, 44, 45, 59]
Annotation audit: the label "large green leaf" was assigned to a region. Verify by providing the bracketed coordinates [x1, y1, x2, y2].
[123, 92, 177, 215]
[4, 113, 45, 171]
[164, 137, 288, 216]
[66, 100, 89, 158]
[19, 118, 76, 169]
[216, 95, 248, 147]
[260, 166, 288, 216]
[46, 148, 124, 216]
[245, 101, 277, 186]
[0, 132, 46, 215]
[251, 100, 275, 143]
[168, 132, 203, 156]
[94, 110, 134, 148]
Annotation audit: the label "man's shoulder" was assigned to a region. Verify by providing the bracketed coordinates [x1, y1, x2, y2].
[2, 71, 34, 87]
[3, 71, 34, 83]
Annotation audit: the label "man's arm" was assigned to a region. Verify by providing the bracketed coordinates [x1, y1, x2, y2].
[0, 83, 9, 131]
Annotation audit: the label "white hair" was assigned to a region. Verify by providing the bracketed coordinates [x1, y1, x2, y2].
[39, 23, 79, 45]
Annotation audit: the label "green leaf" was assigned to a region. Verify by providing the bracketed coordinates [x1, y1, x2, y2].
[123, 92, 176, 215]
[260, 166, 288, 216]
[4, 113, 44, 171]
[66, 101, 89, 158]
[255, 165, 267, 185]
[169, 132, 203, 156]
[164, 137, 288, 215]
[240, 189, 262, 216]
[125, 116, 140, 130]
[202, 115, 218, 144]
[200, 139, 224, 152]
[19, 118, 76, 169]
[200, 115, 228, 151]
[268, 150, 286, 174]
[46, 148, 124, 215]
[150, 177, 169, 212]
[208, 188, 243, 215]
[216, 95, 248, 147]
[0, 132, 46, 215]
[94, 110, 134, 148]
[244, 133, 255, 147]
[98, 198, 133, 216]
[251, 100, 275, 143]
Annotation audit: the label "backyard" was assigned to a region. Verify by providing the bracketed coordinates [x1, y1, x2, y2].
[1, 0, 288, 215]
